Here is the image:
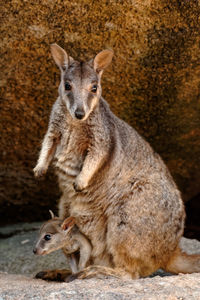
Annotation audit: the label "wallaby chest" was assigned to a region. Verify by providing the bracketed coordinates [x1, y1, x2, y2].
[53, 124, 90, 178]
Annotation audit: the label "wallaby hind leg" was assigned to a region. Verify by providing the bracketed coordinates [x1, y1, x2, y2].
[165, 246, 200, 274]
[35, 269, 72, 282]
[65, 265, 137, 282]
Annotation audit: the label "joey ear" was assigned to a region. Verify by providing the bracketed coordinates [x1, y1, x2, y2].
[49, 210, 55, 219]
[51, 43, 73, 71]
[93, 49, 114, 74]
[61, 217, 76, 231]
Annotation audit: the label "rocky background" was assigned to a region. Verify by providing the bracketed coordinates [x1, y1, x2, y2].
[0, 0, 200, 226]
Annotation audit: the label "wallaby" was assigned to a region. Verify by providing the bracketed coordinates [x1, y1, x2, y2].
[33, 212, 92, 277]
[34, 44, 200, 280]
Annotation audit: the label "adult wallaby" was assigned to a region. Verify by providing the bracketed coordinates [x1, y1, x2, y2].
[33, 212, 92, 275]
[34, 44, 200, 280]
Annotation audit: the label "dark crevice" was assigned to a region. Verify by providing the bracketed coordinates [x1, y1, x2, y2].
[184, 193, 200, 241]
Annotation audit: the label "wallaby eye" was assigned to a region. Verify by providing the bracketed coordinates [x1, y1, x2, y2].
[91, 84, 97, 93]
[44, 234, 51, 241]
[65, 82, 72, 91]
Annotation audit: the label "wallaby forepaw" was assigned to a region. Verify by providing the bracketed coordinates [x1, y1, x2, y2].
[33, 165, 47, 178]
[73, 182, 83, 192]
[73, 177, 88, 192]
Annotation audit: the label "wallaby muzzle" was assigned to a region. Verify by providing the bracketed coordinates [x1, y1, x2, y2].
[74, 109, 85, 120]
[33, 245, 45, 255]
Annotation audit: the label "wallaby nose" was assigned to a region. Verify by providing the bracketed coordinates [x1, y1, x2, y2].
[33, 248, 37, 254]
[75, 110, 85, 120]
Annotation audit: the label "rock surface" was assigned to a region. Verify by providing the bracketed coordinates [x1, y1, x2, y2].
[0, 223, 200, 299]
[0, 222, 67, 275]
[1, 272, 200, 300]
[0, 0, 200, 223]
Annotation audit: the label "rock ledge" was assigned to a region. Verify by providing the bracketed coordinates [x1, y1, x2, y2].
[0, 272, 200, 300]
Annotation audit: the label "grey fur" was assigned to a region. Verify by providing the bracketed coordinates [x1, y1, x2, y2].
[34, 44, 200, 279]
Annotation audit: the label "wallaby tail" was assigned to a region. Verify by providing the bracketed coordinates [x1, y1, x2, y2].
[165, 246, 200, 274]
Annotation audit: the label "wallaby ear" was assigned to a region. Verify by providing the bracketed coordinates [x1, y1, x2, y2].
[93, 49, 113, 73]
[49, 210, 55, 219]
[51, 43, 70, 71]
[61, 217, 76, 231]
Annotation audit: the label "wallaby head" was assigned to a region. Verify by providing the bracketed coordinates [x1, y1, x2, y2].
[33, 213, 76, 256]
[51, 43, 113, 121]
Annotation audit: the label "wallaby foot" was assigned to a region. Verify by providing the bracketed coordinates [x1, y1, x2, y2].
[35, 269, 72, 282]
[65, 273, 79, 282]
[165, 247, 200, 274]
[65, 265, 134, 281]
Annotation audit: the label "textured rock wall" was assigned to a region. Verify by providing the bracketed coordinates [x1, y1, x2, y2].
[0, 0, 200, 223]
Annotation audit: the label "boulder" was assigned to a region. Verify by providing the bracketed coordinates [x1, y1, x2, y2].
[1, 0, 200, 222]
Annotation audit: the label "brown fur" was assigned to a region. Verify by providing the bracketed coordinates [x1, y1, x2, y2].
[34, 44, 200, 280]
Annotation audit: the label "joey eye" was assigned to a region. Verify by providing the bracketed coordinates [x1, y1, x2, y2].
[44, 234, 51, 241]
[65, 82, 72, 91]
[91, 84, 97, 93]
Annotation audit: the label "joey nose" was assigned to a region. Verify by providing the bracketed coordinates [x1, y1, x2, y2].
[75, 110, 85, 120]
[33, 248, 37, 254]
